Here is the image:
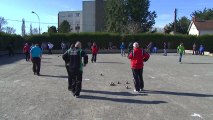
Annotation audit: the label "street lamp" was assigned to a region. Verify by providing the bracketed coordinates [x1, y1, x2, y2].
[32, 11, 40, 34]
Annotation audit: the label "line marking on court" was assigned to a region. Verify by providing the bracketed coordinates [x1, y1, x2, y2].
[193, 75, 199, 77]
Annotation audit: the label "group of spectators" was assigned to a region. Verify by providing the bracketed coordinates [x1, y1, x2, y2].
[192, 43, 205, 55]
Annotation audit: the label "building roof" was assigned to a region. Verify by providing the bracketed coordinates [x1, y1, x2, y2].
[192, 20, 213, 30]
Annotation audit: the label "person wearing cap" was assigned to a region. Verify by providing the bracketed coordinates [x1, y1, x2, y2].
[128, 42, 150, 92]
[69, 41, 88, 97]
[30, 44, 42, 75]
[23, 43, 30, 61]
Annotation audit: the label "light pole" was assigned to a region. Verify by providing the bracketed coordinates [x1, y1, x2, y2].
[32, 11, 40, 34]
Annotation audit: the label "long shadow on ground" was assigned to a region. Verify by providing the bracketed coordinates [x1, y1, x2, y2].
[141, 90, 213, 97]
[95, 62, 125, 64]
[39, 74, 67, 79]
[80, 89, 166, 104]
[0, 54, 24, 66]
[181, 62, 213, 65]
[82, 89, 138, 96]
[79, 95, 167, 104]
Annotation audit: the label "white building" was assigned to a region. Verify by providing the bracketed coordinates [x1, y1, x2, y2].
[82, 1, 95, 32]
[58, 0, 105, 33]
[58, 11, 82, 33]
[188, 18, 213, 36]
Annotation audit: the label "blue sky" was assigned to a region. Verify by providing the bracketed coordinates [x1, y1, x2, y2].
[0, 0, 212, 34]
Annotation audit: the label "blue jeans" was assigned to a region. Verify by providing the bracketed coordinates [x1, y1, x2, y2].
[164, 49, 167, 56]
[179, 53, 183, 62]
[121, 49, 125, 56]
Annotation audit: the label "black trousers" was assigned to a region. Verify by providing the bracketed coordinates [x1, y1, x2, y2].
[32, 57, 41, 74]
[91, 53, 97, 62]
[70, 70, 83, 96]
[66, 65, 72, 90]
[132, 68, 144, 91]
[8, 49, 14, 56]
[24, 52, 30, 61]
[48, 49, 52, 54]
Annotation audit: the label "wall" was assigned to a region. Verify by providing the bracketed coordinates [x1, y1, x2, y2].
[200, 30, 213, 35]
[58, 11, 82, 33]
[82, 1, 95, 32]
[189, 23, 199, 36]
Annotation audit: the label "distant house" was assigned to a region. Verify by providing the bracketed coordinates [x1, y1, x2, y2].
[188, 18, 213, 36]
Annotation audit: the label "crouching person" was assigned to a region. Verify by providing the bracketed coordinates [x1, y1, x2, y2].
[69, 41, 88, 97]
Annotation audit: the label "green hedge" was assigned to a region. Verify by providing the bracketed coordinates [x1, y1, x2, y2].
[0, 32, 25, 51]
[0, 32, 213, 52]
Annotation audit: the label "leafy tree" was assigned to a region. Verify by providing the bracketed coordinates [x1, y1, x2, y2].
[0, 17, 7, 32]
[58, 20, 71, 33]
[5, 27, 16, 34]
[30, 24, 33, 35]
[164, 16, 190, 34]
[22, 19, 26, 36]
[191, 8, 213, 20]
[126, 0, 157, 33]
[105, 0, 127, 33]
[32, 28, 39, 34]
[105, 0, 157, 33]
[48, 26, 57, 33]
[176, 16, 191, 34]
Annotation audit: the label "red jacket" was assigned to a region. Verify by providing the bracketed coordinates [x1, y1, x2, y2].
[128, 48, 150, 69]
[91, 45, 98, 54]
[23, 45, 30, 53]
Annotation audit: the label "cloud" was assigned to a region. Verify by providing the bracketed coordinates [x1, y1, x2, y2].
[157, 14, 173, 20]
[47, 15, 57, 20]
[154, 14, 174, 28]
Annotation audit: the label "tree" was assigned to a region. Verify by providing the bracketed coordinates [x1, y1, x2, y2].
[176, 16, 191, 34]
[191, 8, 213, 20]
[48, 26, 57, 33]
[126, 0, 157, 33]
[164, 16, 190, 34]
[32, 28, 39, 34]
[0, 17, 7, 32]
[22, 19, 26, 36]
[58, 20, 71, 33]
[105, 0, 128, 32]
[5, 27, 16, 34]
[30, 24, 33, 35]
[105, 0, 157, 33]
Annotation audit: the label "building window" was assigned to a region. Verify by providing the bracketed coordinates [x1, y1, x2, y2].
[68, 13, 73, 17]
[75, 13, 80, 17]
[75, 21, 80, 25]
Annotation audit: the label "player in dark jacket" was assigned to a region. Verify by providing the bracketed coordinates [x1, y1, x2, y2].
[69, 41, 88, 97]
[62, 44, 75, 91]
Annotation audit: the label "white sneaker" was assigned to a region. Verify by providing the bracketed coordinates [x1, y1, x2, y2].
[134, 89, 139, 93]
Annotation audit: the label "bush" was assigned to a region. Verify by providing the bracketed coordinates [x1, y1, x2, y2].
[0, 32, 213, 52]
[0, 32, 25, 50]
